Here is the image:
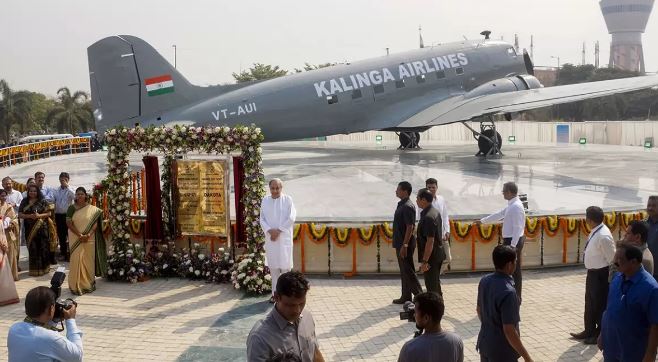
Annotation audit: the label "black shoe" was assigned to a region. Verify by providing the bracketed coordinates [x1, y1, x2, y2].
[583, 336, 598, 345]
[392, 298, 411, 305]
[570, 331, 589, 340]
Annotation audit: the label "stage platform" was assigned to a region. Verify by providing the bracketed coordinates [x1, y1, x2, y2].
[4, 141, 657, 221]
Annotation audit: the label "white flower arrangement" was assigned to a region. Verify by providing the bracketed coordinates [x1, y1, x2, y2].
[104, 124, 265, 287]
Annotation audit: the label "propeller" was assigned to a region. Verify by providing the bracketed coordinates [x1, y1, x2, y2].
[523, 49, 534, 76]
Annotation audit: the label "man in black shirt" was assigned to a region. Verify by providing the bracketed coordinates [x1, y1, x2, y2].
[392, 181, 422, 304]
[477, 245, 533, 362]
[416, 188, 445, 296]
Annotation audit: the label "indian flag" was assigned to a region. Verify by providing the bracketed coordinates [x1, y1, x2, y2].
[145, 75, 174, 96]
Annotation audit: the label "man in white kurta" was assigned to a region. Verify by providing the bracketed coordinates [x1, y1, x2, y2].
[260, 179, 297, 301]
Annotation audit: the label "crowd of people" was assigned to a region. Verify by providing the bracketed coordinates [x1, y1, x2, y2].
[3, 173, 658, 361]
[250, 178, 658, 361]
[0, 171, 107, 303]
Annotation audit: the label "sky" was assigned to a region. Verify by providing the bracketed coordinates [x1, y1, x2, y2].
[1, 0, 656, 97]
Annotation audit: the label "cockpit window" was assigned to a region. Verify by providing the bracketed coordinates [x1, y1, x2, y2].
[507, 47, 517, 57]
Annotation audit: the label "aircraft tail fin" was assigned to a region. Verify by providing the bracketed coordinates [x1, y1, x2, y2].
[88, 35, 206, 130]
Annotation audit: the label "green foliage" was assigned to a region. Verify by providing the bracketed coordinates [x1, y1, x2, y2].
[46, 87, 94, 133]
[0, 80, 32, 143]
[0, 79, 95, 143]
[294, 62, 336, 73]
[232, 63, 288, 83]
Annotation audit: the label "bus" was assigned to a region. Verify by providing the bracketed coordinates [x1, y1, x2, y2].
[18, 134, 74, 144]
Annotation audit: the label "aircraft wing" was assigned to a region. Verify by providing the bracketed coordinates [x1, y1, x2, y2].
[397, 75, 658, 128]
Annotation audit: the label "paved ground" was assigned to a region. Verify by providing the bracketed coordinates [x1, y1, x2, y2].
[0, 258, 603, 362]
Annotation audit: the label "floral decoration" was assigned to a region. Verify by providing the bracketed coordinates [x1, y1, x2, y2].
[231, 251, 271, 294]
[106, 243, 148, 283]
[104, 125, 267, 293]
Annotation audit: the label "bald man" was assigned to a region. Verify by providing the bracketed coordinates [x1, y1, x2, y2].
[260, 179, 297, 303]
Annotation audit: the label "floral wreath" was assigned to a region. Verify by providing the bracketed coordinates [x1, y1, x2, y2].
[103, 124, 269, 294]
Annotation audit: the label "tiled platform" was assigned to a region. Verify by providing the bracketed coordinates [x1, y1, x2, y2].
[0, 261, 602, 362]
[4, 142, 657, 222]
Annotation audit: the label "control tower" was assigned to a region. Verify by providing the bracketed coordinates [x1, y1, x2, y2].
[600, 0, 654, 72]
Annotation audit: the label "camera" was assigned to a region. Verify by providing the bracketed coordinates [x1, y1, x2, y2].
[50, 268, 77, 323]
[399, 301, 415, 322]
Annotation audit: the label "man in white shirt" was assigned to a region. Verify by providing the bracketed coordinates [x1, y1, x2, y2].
[260, 178, 297, 303]
[7, 286, 83, 362]
[2, 177, 23, 214]
[477, 181, 526, 301]
[425, 178, 451, 274]
[570, 206, 615, 345]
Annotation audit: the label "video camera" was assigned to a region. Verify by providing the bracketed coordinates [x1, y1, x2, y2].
[50, 267, 77, 323]
[399, 301, 423, 338]
[399, 301, 415, 322]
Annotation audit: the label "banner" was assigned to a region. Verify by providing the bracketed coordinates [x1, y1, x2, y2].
[174, 159, 230, 237]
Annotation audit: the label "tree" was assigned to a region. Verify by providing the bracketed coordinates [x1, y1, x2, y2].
[0, 79, 31, 144]
[294, 62, 336, 73]
[232, 63, 288, 83]
[46, 87, 93, 134]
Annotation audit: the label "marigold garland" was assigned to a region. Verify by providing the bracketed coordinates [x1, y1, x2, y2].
[545, 215, 559, 232]
[333, 227, 351, 247]
[309, 223, 329, 242]
[293, 224, 303, 242]
[379, 222, 393, 244]
[542, 217, 560, 238]
[524, 217, 541, 238]
[604, 212, 617, 229]
[620, 212, 636, 231]
[580, 219, 592, 235]
[475, 224, 497, 243]
[564, 217, 578, 235]
[357, 225, 376, 246]
[452, 221, 472, 242]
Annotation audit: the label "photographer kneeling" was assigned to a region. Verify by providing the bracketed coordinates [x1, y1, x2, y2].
[7, 286, 83, 362]
[398, 292, 463, 362]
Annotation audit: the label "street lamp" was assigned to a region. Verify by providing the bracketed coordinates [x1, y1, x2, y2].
[550, 55, 560, 80]
[172, 45, 177, 69]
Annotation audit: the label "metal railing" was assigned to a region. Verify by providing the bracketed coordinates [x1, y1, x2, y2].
[0, 137, 92, 168]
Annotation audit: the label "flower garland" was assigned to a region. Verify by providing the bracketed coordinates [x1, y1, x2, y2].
[525, 217, 542, 238]
[380, 222, 394, 243]
[475, 224, 498, 243]
[451, 221, 473, 242]
[604, 212, 617, 229]
[309, 223, 329, 242]
[293, 224, 303, 241]
[357, 225, 376, 246]
[333, 227, 351, 247]
[104, 125, 267, 293]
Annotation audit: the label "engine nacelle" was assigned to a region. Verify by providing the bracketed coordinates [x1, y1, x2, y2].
[464, 75, 543, 99]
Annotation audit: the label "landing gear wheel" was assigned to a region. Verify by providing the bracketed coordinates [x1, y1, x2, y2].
[398, 132, 420, 150]
[477, 129, 502, 155]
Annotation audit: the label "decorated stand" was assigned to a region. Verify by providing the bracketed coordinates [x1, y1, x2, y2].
[102, 125, 270, 294]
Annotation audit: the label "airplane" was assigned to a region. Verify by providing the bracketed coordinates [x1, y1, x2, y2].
[88, 34, 658, 155]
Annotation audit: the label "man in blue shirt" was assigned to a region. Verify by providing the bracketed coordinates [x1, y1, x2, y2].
[477, 245, 533, 362]
[600, 243, 658, 361]
[646, 196, 658, 280]
[7, 286, 83, 362]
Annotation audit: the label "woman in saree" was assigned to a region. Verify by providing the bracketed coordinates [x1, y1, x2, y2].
[67, 187, 107, 295]
[18, 185, 51, 277]
[0, 189, 20, 281]
[0, 193, 19, 305]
